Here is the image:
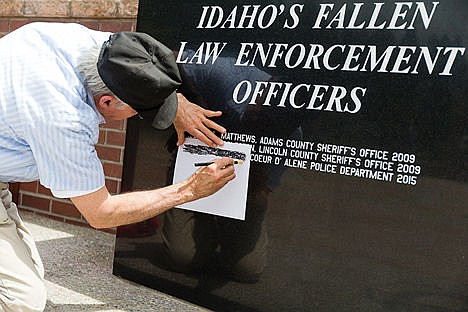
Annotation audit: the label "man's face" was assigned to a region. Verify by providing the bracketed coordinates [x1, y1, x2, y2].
[107, 103, 138, 120]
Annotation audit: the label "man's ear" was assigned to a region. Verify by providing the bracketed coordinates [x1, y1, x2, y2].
[96, 95, 115, 112]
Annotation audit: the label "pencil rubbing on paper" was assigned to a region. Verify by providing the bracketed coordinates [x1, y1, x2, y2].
[174, 139, 252, 220]
[182, 144, 247, 161]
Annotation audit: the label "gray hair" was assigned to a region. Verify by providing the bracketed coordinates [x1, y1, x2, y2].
[77, 45, 127, 109]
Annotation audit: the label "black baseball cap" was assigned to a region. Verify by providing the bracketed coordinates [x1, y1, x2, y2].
[97, 32, 182, 129]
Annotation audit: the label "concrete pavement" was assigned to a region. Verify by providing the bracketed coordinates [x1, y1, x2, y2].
[21, 211, 208, 312]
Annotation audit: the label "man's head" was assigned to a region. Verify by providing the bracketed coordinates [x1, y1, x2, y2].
[97, 32, 181, 129]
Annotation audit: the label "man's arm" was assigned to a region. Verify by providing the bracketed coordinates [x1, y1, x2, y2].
[70, 157, 235, 229]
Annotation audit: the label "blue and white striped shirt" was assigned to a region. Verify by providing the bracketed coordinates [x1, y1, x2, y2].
[0, 22, 111, 198]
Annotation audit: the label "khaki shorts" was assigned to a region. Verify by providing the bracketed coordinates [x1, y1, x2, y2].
[0, 182, 47, 311]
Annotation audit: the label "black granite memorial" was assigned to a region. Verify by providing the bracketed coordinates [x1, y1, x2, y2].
[113, 1, 468, 311]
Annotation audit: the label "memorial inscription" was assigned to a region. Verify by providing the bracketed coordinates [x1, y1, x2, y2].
[223, 132, 422, 185]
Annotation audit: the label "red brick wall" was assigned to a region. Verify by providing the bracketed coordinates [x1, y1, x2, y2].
[1, 0, 139, 231]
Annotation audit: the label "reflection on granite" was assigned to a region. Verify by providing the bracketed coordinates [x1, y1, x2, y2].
[114, 0, 468, 311]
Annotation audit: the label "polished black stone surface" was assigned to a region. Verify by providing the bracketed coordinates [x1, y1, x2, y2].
[114, 1, 468, 311]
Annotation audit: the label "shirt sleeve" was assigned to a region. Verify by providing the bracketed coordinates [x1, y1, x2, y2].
[25, 115, 105, 199]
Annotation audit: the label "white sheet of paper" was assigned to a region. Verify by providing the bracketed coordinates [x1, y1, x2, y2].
[172, 138, 252, 220]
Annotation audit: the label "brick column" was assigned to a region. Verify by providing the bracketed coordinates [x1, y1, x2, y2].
[1, 0, 139, 231]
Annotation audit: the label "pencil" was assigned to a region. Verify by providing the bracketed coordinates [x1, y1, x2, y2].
[194, 160, 244, 167]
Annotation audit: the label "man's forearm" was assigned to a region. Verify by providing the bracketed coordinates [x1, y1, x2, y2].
[72, 157, 236, 229]
[89, 181, 194, 229]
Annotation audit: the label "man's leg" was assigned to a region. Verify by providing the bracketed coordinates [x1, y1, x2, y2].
[218, 189, 269, 283]
[162, 209, 218, 273]
[0, 183, 47, 312]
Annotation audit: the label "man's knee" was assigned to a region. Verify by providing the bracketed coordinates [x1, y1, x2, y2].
[230, 255, 266, 283]
[164, 244, 196, 271]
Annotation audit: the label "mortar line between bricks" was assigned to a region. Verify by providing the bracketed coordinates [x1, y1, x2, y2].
[20, 207, 86, 225]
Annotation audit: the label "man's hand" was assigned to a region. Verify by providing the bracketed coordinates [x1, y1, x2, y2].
[174, 93, 226, 148]
[184, 157, 236, 199]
